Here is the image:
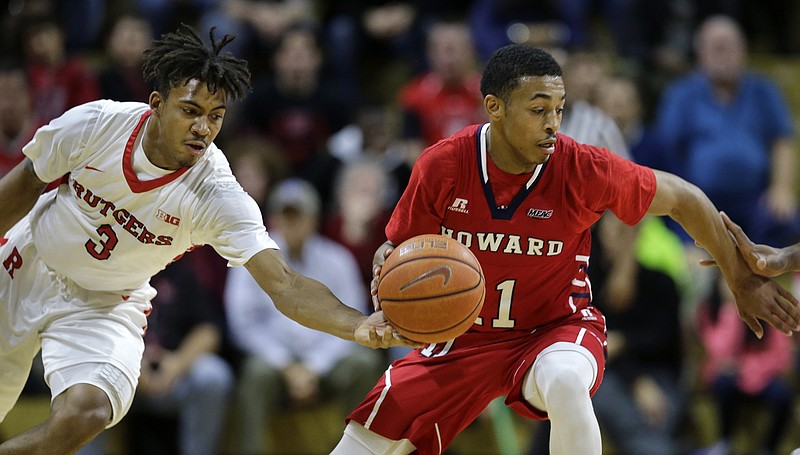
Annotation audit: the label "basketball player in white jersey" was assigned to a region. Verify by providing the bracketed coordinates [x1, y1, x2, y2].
[0, 25, 413, 455]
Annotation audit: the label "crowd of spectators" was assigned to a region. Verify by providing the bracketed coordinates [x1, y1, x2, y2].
[1, 0, 800, 454]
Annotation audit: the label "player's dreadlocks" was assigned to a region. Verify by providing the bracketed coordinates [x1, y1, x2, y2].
[142, 24, 251, 101]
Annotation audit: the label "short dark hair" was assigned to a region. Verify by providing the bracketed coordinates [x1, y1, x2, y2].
[480, 44, 562, 102]
[142, 24, 251, 101]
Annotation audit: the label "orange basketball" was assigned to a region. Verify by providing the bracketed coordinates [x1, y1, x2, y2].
[377, 234, 485, 343]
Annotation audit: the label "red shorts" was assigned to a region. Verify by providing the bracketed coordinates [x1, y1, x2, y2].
[346, 307, 607, 455]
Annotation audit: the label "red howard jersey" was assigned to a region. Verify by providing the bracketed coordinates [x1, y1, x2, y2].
[386, 123, 656, 332]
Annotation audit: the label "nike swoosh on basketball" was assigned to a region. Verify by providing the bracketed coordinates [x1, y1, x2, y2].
[400, 265, 452, 291]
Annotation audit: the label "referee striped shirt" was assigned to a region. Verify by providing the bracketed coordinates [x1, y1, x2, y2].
[561, 100, 631, 161]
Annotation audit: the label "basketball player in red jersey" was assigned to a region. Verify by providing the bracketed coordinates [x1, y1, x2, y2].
[331, 44, 800, 454]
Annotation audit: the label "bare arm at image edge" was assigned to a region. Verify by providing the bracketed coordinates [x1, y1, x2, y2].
[0, 158, 47, 235]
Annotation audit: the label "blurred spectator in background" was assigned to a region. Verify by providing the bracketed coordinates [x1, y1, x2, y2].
[357, 105, 413, 198]
[600, 0, 693, 88]
[226, 136, 288, 211]
[54, 0, 107, 52]
[467, 0, 591, 62]
[98, 14, 153, 103]
[594, 75, 668, 170]
[135, 0, 219, 39]
[327, 103, 413, 199]
[240, 21, 351, 213]
[656, 15, 799, 249]
[1, 0, 108, 54]
[693, 0, 800, 55]
[694, 275, 795, 455]
[588, 214, 686, 455]
[323, 158, 393, 303]
[197, 0, 316, 62]
[655, 14, 800, 318]
[18, 13, 100, 122]
[0, 60, 44, 177]
[396, 20, 485, 162]
[225, 178, 383, 454]
[318, 0, 467, 104]
[559, 49, 630, 161]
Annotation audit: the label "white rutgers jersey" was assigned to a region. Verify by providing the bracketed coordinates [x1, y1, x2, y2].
[23, 100, 277, 292]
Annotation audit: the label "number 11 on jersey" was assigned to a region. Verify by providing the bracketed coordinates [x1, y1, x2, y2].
[475, 279, 516, 328]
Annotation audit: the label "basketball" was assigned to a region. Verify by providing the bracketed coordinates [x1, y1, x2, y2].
[377, 234, 485, 343]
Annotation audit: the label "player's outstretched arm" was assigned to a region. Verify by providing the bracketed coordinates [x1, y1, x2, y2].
[245, 248, 420, 349]
[720, 211, 800, 277]
[0, 158, 47, 235]
[647, 170, 800, 337]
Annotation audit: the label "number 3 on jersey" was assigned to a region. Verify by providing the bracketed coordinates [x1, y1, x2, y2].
[85, 224, 118, 260]
[475, 279, 516, 328]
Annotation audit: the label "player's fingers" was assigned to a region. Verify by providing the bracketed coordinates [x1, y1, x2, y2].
[367, 326, 390, 349]
[371, 280, 381, 311]
[720, 211, 749, 247]
[740, 314, 764, 339]
[371, 267, 382, 310]
[766, 306, 794, 337]
[774, 286, 800, 331]
[372, 265, 382, 284]
[698, 259, 718, 268]
[393, 331, 424, 349]
[767, 313, 794, 337]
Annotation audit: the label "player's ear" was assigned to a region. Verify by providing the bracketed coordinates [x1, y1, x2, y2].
[484, 94, 503, 120]
[149, 92, 163, 115]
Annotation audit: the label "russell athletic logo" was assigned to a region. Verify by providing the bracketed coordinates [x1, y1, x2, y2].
[448, 198, 469, 214]
[399, 265, 453, 291]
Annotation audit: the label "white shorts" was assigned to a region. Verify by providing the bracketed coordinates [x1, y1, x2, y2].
[0, 220, 154, 427]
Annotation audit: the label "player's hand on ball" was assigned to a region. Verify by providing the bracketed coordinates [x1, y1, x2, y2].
[354, 310, 423, 349]
[371, 245, 394, 311]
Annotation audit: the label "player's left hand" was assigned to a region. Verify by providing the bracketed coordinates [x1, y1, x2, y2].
[371, 246, 394, 311]
[354, 310, 424, 349]
[729, 272, 800, 338]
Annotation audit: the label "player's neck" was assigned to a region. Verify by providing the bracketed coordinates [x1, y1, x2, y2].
[486, 126, 540, 175]
[141, 118, 179, 171]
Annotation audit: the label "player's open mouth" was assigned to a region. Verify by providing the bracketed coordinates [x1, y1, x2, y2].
[537, 140, 555, 154]
[186, 142, 206, 155]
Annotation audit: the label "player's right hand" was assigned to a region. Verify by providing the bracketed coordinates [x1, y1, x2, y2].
[354, 310, 424, 349]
